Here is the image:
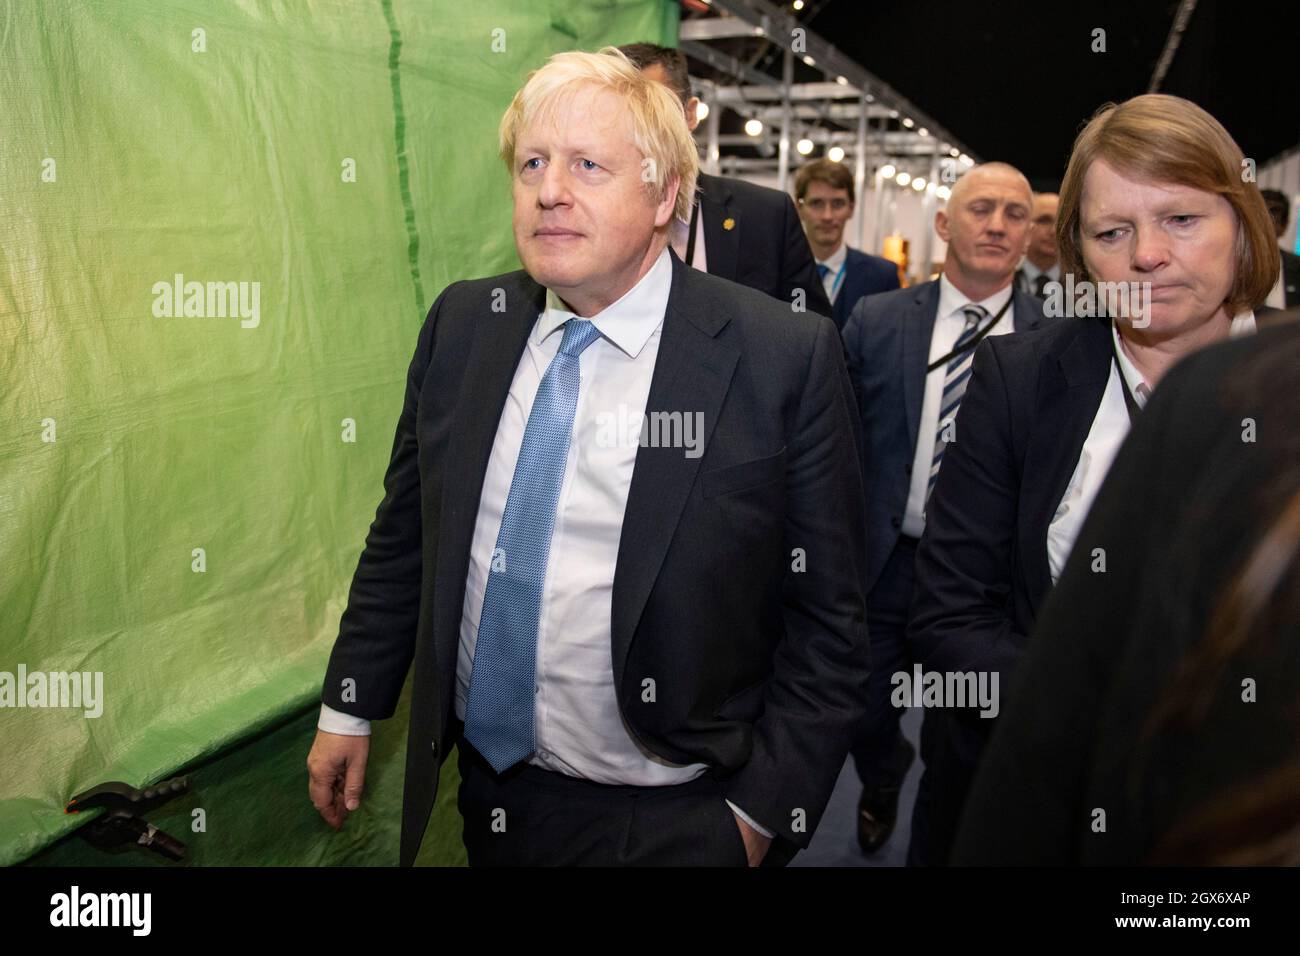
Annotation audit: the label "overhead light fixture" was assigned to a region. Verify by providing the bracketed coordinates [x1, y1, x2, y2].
[949, 148, 960, 158]
[696, 101, 710, 121]
[836, 75, 848, 85]
[803, 55, 816, 66]
[959, 153, 974, 167]
[797, 137, 814, 155]
[936, 185, 951, 200]
[879, 163, 896, 179]
[912, 178, 926, 191]
[902, 117, 914, 129]
[895, 171, 911, 186]
[745, 118, 764, 137]
[917, 127, 929, 137]
[828, 146, 846, 162]
[793, 0, 805, 9]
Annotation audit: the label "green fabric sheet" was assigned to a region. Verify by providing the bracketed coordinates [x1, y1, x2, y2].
[2, 0, 677, 866]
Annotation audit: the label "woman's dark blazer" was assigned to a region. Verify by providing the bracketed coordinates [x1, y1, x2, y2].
[952, 321, 1300, 863]
[906, 314, 1114, 858]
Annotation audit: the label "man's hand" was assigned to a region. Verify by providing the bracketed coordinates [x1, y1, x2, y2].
[307, 729, 370, 830]
[732, 811, 772, 867]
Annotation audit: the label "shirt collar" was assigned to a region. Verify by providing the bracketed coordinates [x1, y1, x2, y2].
[1019, 259, 1060, 283]
[537, 246, 672, 359]
[1229, 309, 1257, 336]
[1110, 321, 1151, 408]
[938, 273, 1015, 322]
[1112, 309, 1258, 409]
[818, 242, 848, 273]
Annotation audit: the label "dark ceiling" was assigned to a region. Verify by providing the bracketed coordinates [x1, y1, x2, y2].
[686, 0, 1300, 192]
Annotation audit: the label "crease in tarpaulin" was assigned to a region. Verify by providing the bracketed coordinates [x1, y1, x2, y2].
[380, 0, 425, 317]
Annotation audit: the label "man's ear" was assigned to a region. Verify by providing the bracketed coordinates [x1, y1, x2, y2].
[685, 96, 701, 132]
[935, 209, 951, 243]
[656, 172, 681, 228]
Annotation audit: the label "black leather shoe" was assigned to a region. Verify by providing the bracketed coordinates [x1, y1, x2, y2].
[856, 737, 916, 855]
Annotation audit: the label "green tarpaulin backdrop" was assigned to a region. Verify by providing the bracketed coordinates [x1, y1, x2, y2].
[3, 0, 677, 867]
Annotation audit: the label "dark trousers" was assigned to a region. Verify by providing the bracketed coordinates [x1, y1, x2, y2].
[849, 534, 919, 785]
[907, 714, 982, 866]
[456, 740, 797, 866]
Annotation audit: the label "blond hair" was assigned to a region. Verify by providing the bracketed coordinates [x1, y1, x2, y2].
[498, 46, 699, 223]
[1057, 94, 1278, 313]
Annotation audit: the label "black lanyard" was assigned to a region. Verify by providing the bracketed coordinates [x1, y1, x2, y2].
[684, 200, 700, 267]
[1111, 331, 1143, 424]
[927, 294, 1014, 373]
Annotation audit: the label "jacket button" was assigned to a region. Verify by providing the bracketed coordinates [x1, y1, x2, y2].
[430, 740, 438, 758]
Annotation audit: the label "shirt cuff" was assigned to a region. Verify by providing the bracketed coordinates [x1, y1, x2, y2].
[725, 799, 775, 839]
[318, 703, 372, 736]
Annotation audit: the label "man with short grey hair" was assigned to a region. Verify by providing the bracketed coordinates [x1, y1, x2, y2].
[840, 162, 1052, 861]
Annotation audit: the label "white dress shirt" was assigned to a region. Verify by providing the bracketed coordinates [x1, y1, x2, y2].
[320, 245, 772, 838]
[900, 275, 1017, 539]
[669, 200, 709, 272]
[816, 241, 849, 306]
[1045, 311, 1258, 582]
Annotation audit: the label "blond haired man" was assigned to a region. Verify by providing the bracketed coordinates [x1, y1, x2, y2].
[307, 47, 869, 867]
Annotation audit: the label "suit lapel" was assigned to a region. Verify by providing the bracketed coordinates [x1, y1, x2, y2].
[610, 255, 740, 691]
[1011, 289, 1044, 332]
[1017, 317, 1112, 612]
[699, 173, 740, 282]
[902, 281, 940, 450]
[433, 273, 546, 684]
[833, 250, 859, 328]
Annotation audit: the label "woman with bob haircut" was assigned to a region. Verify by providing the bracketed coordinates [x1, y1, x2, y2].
[903, 93, 1278, 866]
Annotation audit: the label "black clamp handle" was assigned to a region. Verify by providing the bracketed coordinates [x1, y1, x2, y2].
[66, 777, 192, 861]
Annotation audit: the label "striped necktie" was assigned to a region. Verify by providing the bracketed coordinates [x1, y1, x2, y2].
[927, 305, 988, 501]
[463, 317, 604, 773]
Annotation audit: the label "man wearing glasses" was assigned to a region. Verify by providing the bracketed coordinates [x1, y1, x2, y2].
[1014, 192, 1060, 299]
[795, 159, 901, 332]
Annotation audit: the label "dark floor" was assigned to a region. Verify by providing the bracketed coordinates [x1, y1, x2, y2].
[792, 707, 924, 867]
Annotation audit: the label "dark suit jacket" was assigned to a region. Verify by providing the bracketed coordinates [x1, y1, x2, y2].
[830, 247, 901, 332]
[953, 321, 1300, 864]
[696, 172, 834, 320]
[321, 248, 869, 866]
[1281, 249, 1300, 308]
[839, 280, 1049, 596]
[906, 314, 1113, 861]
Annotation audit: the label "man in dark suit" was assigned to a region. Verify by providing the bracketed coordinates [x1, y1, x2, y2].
[1260, 188, 1300, 309]
[794, 158, 901, 331]
[306, 46, 869, 867]
[621, 43, 835, 320]
[840, 162, 1049, 856]
[1012, 192, 1060, 300]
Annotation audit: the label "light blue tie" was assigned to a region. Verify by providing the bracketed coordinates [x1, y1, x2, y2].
[464, 317, 603, 773]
